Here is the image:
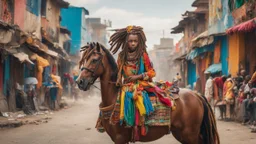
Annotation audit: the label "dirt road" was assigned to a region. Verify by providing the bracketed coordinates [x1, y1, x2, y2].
[0, 96, 255, 144]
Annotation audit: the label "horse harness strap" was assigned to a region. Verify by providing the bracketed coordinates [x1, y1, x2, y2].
[81, 52, 104, 77]
[99, 103, 115, 119]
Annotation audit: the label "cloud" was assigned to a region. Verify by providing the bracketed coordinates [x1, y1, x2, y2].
[91, 7, 182, 49]
[65, 0, 99, 6]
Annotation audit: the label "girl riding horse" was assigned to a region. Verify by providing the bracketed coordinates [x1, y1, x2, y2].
[76, 26, 220, 144]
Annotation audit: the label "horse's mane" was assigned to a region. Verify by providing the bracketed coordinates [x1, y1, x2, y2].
[100, 44, 118, 82]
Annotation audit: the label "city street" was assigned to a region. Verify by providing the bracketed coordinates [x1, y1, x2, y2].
[0, 96, 255, 144]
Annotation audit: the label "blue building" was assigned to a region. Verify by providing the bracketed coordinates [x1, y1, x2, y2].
[61, 6, 89, 55]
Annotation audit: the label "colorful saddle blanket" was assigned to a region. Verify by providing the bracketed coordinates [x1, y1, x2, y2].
[109, 95, 172, 127]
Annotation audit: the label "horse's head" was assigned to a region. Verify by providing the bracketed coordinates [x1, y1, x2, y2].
[76, 42, 105, 91]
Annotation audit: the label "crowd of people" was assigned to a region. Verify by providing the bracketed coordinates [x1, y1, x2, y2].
[204, 69, 256, 133]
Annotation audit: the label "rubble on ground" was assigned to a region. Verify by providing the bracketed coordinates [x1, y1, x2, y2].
[0, 111, 52, 129]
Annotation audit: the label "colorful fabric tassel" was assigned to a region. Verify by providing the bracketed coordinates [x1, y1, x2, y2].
[134, 92, 146, 116]
[124, 92, 135, 126]
[142, 91, 154, 115]
[120, 88, 125, 124]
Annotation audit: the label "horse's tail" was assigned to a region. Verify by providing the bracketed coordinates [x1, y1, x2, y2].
[197, 93, 220, 144]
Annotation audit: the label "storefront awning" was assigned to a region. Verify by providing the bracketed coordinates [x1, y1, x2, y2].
[226, 18, 256, 34]
[5, 49, 34, 64]
[191, 30, 225, 49]
[45, 49, 59, 58]
[174, 53, 187, 61]
[186, 44, 214, 60]
[204, 63, 222, 74]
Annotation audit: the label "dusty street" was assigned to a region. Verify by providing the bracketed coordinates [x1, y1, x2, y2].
[0, 95, 255, 144]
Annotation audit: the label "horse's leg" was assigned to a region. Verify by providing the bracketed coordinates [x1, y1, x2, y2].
[219, 106, 224, 119]
[114, 134, 129, 144]
[184, 129, 201, 144]
[223, 104, 227, 119]
[172, 130, 200, 144]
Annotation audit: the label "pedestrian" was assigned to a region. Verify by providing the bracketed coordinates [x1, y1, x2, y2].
[213, 75, 227, 120]
[205, 72, 213, 103]
[223, 74, 235, 121]
[50, 82, 58, 110]
[241, 75, 252, 125]
[249, 66, 256, 88]
[248, 88, 256, 132]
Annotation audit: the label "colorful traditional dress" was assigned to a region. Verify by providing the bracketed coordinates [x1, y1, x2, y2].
[110, 52, 172, 128]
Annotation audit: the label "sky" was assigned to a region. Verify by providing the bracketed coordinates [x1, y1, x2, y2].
[65, 0, 195, 49]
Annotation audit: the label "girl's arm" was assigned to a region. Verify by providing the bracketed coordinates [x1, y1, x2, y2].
[142, 52, 156, 80]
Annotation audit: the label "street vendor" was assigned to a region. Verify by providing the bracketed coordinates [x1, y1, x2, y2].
[108, 26, 175, 138]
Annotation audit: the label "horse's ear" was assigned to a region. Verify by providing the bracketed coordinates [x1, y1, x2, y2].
[96, 42, 101, 52]
[90, 43, 94, 49]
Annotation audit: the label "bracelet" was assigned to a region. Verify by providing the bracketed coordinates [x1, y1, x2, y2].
[143, 73, 149, 80]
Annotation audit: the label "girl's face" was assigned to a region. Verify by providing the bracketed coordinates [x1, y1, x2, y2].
[127, 34, 139, 52]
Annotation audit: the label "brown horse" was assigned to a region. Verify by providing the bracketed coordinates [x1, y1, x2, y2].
[76, 43, 220, 144]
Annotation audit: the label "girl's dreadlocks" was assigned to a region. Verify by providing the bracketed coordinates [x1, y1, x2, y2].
[109, 26, 147, 61]
[109, 26, 147, 86]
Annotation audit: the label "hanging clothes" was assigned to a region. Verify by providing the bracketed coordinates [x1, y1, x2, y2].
[43, 66, 51, 84]
[51, 74, 63, 89]
[34, 55, 50, 89]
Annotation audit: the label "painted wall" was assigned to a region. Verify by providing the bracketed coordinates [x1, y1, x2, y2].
[208, 0, 234, 35]
[61, 7, 85, 55]
[14, 0, 26, 29]
[41, 0, 61, 42]
[228, 33, 245, 76]
[81, 10, 87, 46]
[23, 0, 42, 38]
[220, 36, 229, 75]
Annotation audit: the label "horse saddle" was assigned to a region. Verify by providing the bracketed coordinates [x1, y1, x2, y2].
[170, 93, 180, 100]
[169, 87, 180, 100]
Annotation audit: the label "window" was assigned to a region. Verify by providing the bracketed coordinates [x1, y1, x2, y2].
[63, 41, 71, 54]
[41, 0, 47, 17]
[26, 0, 39, 16]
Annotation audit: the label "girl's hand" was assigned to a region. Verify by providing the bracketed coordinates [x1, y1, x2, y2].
[124, 75, 143, 83]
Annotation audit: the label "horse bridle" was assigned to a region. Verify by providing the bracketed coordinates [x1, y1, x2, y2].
[80, 52, 104, 86]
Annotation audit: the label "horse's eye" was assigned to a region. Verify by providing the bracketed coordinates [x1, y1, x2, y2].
[91, 59, 98, 63]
